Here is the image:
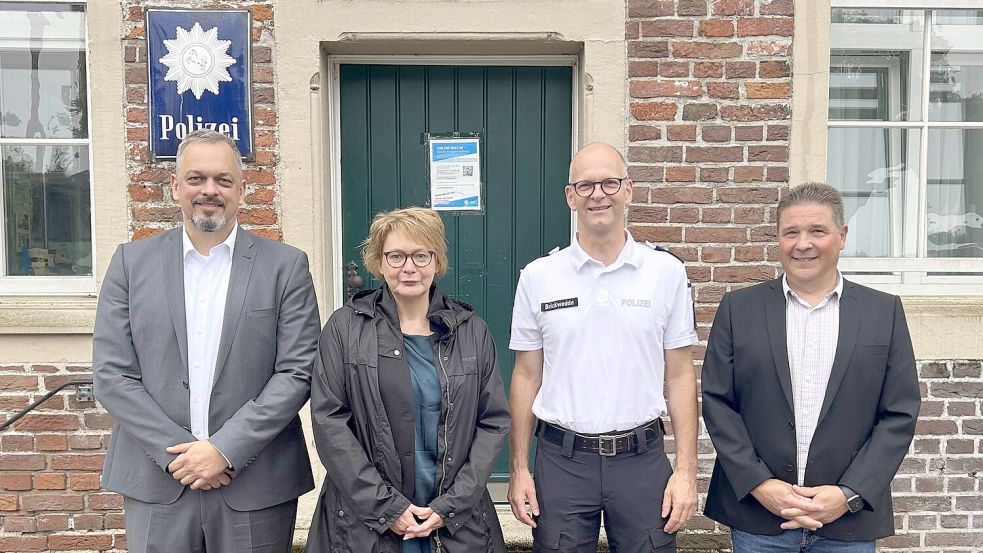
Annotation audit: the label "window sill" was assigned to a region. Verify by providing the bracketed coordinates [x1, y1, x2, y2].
[0, 296, 98, 334]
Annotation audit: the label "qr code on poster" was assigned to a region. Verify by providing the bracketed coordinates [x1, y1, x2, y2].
[462, 165, 474, 177]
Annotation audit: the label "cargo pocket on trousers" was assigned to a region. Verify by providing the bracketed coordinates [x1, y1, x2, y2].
[532, 521, 561, 551]
[649, 528, 676, 552]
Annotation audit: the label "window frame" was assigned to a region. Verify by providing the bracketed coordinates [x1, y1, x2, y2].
[0, 0, 95, 295]
[828, 2, 983, 293]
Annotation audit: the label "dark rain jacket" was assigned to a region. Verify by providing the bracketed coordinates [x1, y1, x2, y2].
[305, 285, 510, 553]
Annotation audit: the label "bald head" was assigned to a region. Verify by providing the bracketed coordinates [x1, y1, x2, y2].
[568, 142, 628, 183]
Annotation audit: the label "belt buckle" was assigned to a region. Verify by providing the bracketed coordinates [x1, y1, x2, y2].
[598, 435, 617, 456]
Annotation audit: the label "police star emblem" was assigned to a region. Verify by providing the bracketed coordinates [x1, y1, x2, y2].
[159, 22, 236, 100]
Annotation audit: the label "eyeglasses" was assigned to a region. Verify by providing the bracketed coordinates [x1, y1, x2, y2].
[568, 177, 627, 198]
[383, 250, 435, 268]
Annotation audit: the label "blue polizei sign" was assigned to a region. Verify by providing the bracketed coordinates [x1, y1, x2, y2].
[146, 9, 252, 159]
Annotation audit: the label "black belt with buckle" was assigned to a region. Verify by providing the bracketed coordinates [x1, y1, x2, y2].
[537, 419, 665, 456]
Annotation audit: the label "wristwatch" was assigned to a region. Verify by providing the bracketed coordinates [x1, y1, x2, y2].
[838, 485, 864, 513]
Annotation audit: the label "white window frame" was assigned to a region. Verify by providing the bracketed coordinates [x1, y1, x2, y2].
[0, 0, 95, 295]
[829, 1, 983, 294]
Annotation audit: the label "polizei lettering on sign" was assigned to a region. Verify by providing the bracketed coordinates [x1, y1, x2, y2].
[159, 115, 241, 141]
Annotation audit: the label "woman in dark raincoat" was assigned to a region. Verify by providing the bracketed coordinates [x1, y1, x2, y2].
[306, 207, 510, 553]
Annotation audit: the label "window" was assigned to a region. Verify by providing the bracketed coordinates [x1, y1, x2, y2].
[829, 3, 983, 292]
[0, 1, 92, 293]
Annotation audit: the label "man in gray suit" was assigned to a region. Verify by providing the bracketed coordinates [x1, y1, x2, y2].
[93, 129, 320, 553]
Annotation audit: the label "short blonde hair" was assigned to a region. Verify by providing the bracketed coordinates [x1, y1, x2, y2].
[361, 207, 449, 279]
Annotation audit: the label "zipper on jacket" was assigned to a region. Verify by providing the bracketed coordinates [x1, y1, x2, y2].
[434, 339, 451, 553]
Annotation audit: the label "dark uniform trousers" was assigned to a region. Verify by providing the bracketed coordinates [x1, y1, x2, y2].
[532, 423, 676, 553]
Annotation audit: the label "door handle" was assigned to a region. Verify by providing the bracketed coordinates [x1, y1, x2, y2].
[345, 260, 364, 300]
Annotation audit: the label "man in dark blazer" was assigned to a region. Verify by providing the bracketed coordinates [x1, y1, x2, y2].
[702, 182, 920, 552]
[93, 129, 321, 553]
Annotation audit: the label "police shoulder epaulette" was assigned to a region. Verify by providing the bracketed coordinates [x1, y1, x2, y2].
[643, 241, 686, 264]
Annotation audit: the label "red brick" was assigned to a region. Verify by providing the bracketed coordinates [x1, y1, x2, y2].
[631, 102, 678, 122]
[132, 206, 182, 223]
[1, 472, 32, 490]
[628, 146, 683, 163]
[128, 142, 149, 162]
[714, 265, 777, 282]
[629, 61, 660, 78]
[712, 0, 753, 15]
[237, 208, 277, 226]
[719, 187, 779, 203]
[672, 41, 742, 59]
[126, 106, 148, 123]
[36, 434, 68, 451]
[725, 61, 756, 79]
[0, 375, 38, 391]
[686, 146, 743, 163]
[1, 435, 33, 451]
[707, 82, 739, 99]
[698, 286, 727, 303]
[735, 245, 766, 261]
[31, 365, 59, 373]
[249, 5, 274, 21]
[747, 40, 791, 56]
[701, 247, 731, 263]
[640, 19, 694, 37]
[128, 184, 163, 202]
[735, 126, 764, 141]
[670, 207, 700, 222]
[702, 125, 731, 142]
[132, 227, 166, 241]
[84, 413, 115, 430]
[245, 187, 276, 205]
[677, 0, 707, 15]
[35, 473, 66, 490]
[631, 80, 702, 98]
[3, 515, 36, 532]
[767, 167, 789, 183]
[628, 205, 668, 223]
[70, 473, 102, 491]
[0, 536, 47, 551]
[759, 60, 791, 78]
[48, 534, 114, 551]
[0, 395, 30, 410]
[106, 512, 126, 529]
[629, 125, 662, 141]
[73, 513, 105, 530]
[253, 65, 274, 84]
[659, 61, 690, 77]
[0, 493, 19, 511]
[628, 0, 675, 17]
[630, 166, 665, 181]
[255, 130, 276, 147]
[628, 41, 670, 59]
[666, 167, 697, 183]
[254, 84, 275, 104]
[761, 0, 794, 15]
[746, 82, 791, 99]
[254, 106, 278, 126]
[693, 62, 723, 78]
[720, 104, 791, 121]
[749, 146, 788, 162]
[734, 207, 765, 224]
[699, 19, 734, 37]
[115, 533, 128, 549]
[650, 187, 713, 204]
[629, 226, 683, 244]
[685, 227, 747, 243]
[687, 266, 712, 282]
[738, 17, 794, 37]
[700, 167, 729, 183]
[666, 125, 697, 141]
[22, 493, 84, 512]
[51, 454, 105, 471]
[734, 166, 764, 182]
[682, 103, 718, 121]
[36, 513, 70, 531]
[248, 228, 282, 242]
[88, 492, 124, 510]
[124, 64, 147, 84]
[750, 225, 778, 242]
[35, 394, 65, 410]
[13, 413, 78, 432]
[131, 166, 171, 183]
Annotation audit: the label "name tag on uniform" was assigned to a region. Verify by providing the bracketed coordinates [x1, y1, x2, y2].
[541, 297, 578, 312]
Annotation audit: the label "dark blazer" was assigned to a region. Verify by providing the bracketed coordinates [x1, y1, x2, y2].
[702, 277, 920, 541]
[93, 226, 320, 510]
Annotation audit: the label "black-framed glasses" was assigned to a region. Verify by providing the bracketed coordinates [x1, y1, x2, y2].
[383, 250, 435, 268]
[568, 177, 627, 197]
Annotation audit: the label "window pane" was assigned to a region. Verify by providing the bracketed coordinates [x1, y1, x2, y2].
[930, 11, 983, 122]
[926, 129, 983, 258]
[827, 127, 919, 258]
[0, 4, 87, 138]
[830, 10, 923, 121]
[3, 144, 91, 275]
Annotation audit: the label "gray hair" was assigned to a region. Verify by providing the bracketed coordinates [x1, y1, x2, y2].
[778, 182, 846, 228]
[175, 129, 243, 173]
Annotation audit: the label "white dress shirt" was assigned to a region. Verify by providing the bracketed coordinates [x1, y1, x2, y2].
[784, 273, 842, 485]
[183, 225, 237, 446]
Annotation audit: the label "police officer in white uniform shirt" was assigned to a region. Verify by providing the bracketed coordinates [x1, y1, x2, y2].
[507, 142, 699, 552]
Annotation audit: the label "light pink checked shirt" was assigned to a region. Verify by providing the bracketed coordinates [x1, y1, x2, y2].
[783, 273, 843, 486]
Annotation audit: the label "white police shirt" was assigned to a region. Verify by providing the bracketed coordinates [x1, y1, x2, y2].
[509, 230, 697, 434]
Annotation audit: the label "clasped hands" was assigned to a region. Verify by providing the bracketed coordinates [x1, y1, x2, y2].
[751, 479, 849, 531]
[390, 504, 444, 540]
[166, 440, 236, 491]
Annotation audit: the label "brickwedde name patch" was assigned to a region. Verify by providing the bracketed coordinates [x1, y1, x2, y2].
[541, 298, 579, 312]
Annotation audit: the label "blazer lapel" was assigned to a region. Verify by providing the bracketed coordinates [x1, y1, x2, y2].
[765, 279, 794, 411]
[818, 280, 860, 424]
[212, 227, 255, 385]
[163, 229, 189, 373]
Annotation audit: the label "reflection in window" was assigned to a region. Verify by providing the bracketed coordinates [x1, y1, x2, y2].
[927, 129, 983, 258]
[829, 54, 909, 121]
[0, 2, 90, 278]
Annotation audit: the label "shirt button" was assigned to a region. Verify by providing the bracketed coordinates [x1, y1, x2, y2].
[788, 422, 794, 429]
[379, 517, 387, 524]
[394, 349, 400, 356]
[448, 512, 455, 519]
[338, 510, 345, 517]
[785, 464, 794, 472]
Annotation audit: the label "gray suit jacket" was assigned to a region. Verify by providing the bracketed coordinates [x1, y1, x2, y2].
[93, 226, 320, 510]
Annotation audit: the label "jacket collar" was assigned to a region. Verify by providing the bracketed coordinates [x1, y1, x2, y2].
[348, 283, 474, 338]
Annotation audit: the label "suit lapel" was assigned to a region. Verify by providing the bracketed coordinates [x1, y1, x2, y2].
[818, 280, 860, 424]
[212, 227, 255, 385]
[765, 279, 794, 412]
[163, 229, 189, 373]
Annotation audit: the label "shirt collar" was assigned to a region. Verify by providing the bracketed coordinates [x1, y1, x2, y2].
[182, 223, 238, 260]
[782, 271, 843, 304]
[569, 229, 642, 272]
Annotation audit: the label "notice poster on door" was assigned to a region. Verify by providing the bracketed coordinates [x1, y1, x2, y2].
[429, 138, 482, 211]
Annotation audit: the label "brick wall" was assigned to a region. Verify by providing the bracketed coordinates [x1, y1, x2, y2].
[123, 1, 281, 242]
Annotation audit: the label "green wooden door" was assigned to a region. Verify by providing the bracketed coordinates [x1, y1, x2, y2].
[339, 64, 572, 480]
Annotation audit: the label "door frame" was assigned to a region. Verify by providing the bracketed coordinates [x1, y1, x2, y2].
[325, 54, 580, 309]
